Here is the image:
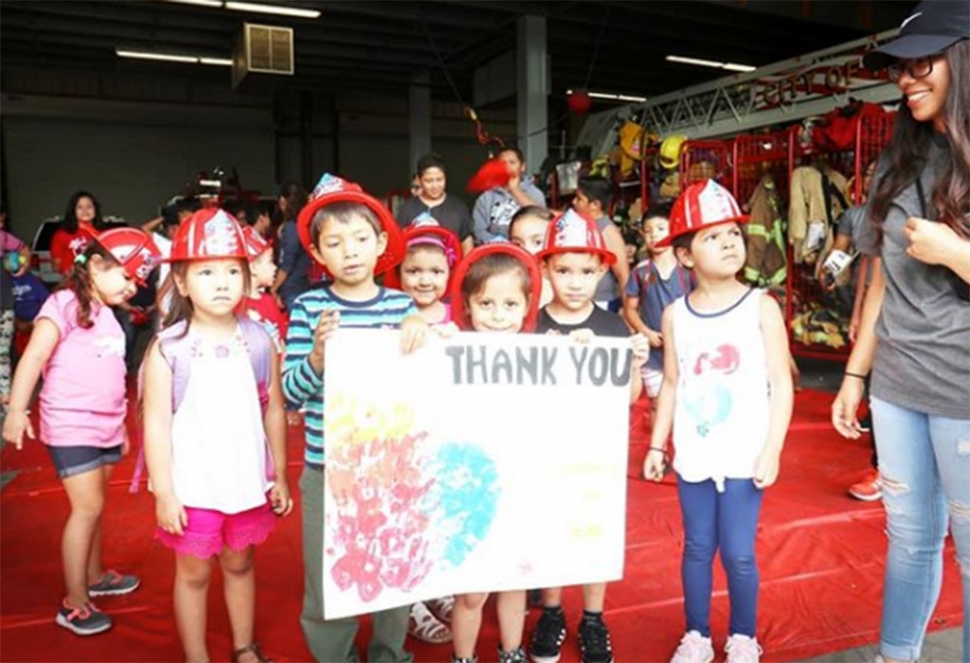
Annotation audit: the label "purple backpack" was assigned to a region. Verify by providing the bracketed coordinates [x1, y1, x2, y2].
[157, 316, 272, 414]
[129, 316, 274, 492]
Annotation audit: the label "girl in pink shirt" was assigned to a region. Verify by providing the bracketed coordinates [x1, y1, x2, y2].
[2, 227, 161, 637]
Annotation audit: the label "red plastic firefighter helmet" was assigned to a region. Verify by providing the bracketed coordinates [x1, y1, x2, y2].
[169, 208, 248, 261]
[535, 209, 616, 265]
[296, 173, 404, 278]
[94, 227, 161, 286]
[383, 220, 463, 292]
[657, 179, 749, 248]
[241, 225, 271, 261]
[449, 243, 542, 333]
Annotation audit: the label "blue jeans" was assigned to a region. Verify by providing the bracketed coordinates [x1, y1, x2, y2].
[677, 476, 763, 638]
[872, 397, 970, 662]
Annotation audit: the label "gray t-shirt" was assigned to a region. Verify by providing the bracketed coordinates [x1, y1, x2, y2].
[593, 215, 620, 303]
[857, 137, 970, 419]
[471, 183, 546, 244]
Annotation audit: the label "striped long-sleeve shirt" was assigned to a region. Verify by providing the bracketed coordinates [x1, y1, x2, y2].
[282, 285, 417, 468]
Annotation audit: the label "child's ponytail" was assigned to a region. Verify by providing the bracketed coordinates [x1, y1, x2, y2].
[61, 242, 119, 329]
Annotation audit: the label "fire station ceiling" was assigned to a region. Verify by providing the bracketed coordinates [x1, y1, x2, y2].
[0, 0, 916, 103]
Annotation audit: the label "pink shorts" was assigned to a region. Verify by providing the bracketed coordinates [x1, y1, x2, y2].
[155, 503, 275, 559]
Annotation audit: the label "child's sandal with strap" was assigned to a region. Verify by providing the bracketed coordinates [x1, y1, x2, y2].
[232, 643, 273, 663]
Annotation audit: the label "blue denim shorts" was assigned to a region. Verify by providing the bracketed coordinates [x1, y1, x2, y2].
[47, 444, 122, 479]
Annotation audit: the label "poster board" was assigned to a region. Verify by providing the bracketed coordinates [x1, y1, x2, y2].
[322, 329, 631, 619]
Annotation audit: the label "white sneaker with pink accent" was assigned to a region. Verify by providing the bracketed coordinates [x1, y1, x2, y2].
[725, 634, 762, 663]
[670, 631, 714, 663]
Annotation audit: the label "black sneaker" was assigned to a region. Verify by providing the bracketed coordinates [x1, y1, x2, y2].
[529, 609, 567, 663]
[578, 616, 614, 663]
[55, 601, 113, 636]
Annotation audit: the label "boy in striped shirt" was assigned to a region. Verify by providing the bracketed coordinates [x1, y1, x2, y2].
[283, 174, 425, 663]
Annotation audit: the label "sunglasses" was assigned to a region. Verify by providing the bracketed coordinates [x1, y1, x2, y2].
[886, 55, 939, 83]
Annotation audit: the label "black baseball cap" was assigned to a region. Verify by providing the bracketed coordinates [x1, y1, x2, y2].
[863, 0, 970, 70]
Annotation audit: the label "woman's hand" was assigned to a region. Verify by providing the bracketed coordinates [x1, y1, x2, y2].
[904, 217, 960, 266]
[832, 377, 867, 439]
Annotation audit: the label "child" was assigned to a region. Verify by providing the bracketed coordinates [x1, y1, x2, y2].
[384, 220, 463, 326]
[529, 210, 650, 663]
[240, 226, 288, 353]
[448, 242, 543, 663]
[2, 227, 161, 636]
[507, 205, 555, 307]
[284, 174, 428, 663]
[141, 209, 291, 663]
[622, 203, 694, 424]
[642, 181, 793, 663]
[570, 177, 629, 312]
[1, 222, 31, 410]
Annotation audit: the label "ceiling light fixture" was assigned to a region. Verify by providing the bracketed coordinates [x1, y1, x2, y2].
[567, 89, 647, 103]
[116, 49, 199, 63]
[224, 1, 320, 18]
[163, 0, 224, 6]
[666, 55, 756, 73]
[117, 49, 233, 66]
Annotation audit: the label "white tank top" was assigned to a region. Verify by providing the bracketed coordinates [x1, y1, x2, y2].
[170, 329, 272, 513]
[671, 288, 770, 491]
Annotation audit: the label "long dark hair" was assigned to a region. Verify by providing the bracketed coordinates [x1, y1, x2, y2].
[62, 240, 120, 329]
[279, 182, 308, 223]
[870, 40, 970, 239]
[62, 190, 107, 234]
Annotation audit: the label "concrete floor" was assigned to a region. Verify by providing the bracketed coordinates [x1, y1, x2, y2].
[800, 628, 963, 663]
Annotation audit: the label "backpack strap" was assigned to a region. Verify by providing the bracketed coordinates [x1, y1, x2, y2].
[237, 315, 272, 416]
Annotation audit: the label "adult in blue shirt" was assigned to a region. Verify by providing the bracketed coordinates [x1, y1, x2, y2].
[271, 182, 311, 310]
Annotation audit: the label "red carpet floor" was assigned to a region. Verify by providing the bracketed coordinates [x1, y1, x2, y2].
[0, 389, 962, 662]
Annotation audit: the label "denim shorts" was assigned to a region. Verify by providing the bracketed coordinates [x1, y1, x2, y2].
[47, 444, 122, 479]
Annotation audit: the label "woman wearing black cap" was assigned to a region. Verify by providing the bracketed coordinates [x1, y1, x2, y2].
[832, 2, 969, 662]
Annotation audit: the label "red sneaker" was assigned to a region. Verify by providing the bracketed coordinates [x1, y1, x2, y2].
[849, 470, 881, 501]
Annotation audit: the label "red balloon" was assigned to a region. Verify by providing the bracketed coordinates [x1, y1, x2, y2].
[567, 89, 592, 115]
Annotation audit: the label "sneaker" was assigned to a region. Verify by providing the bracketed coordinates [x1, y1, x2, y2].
[725, 634, 762, 663]
[670, 631, 714, 663]
[55, 601, 113, 636]
[88, 570, 140, 597]
[529, 608, 567, 663]
[578, 616, 614, 663]
[499, 646, 528, 663]
[451, 656, 478, 663]
[849, 470, 882, 501]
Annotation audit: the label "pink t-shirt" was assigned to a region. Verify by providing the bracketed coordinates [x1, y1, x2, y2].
[38, 290, 127, 448]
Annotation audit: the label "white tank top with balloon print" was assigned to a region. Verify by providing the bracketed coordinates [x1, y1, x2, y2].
[671, 287, 770, 491]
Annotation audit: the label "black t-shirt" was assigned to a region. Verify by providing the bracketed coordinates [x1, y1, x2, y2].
[536, 305, 630, 338]
[396, 195, 473, 242]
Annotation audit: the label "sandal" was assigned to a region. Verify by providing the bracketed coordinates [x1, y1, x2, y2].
[408, 601, 452, 644]
[425, 595, 455, 624]
[232, 643, 274, 663]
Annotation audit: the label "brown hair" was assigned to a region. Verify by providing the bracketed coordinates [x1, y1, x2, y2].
[869, 40, 970, 240]
[309, 201, 382, 249]
[460, 253, 532, 304]
[158, 259, 252, 334]
[61, 241, 122, 329]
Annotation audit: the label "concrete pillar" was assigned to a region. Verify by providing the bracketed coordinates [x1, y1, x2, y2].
[516, 15, 547, 174]
[409, 72, 432, 175]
